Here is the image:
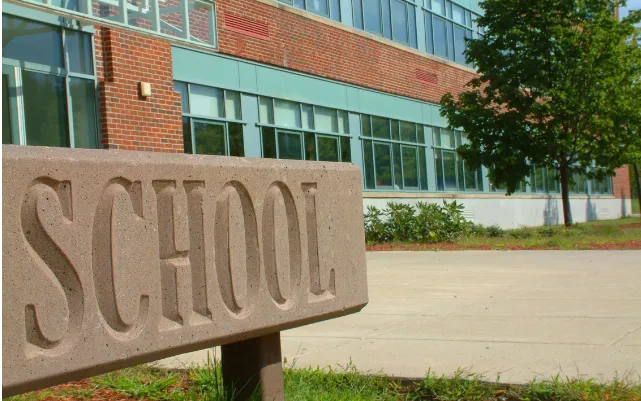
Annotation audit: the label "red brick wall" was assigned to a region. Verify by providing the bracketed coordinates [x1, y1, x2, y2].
[95, 27, 183, 153]
[215, 2, 477, 105]
[613, 166, 631, 199]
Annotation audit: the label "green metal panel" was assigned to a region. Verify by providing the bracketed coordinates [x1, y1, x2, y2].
[348, 112, 363, 169]
[172, 46, 452, 127]
[240, 93, 262, 158]
[238, 62, 257, 93]
[172, 47, 240, 90]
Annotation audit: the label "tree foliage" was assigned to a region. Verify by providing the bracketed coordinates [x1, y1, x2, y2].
[440, 0, 641, 225]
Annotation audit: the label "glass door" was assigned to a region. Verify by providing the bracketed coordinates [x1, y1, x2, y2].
[2, 65, 21, 145]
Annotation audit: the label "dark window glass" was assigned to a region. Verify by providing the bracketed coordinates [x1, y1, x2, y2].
[330, 0, 341, 20]
[435, 149, 444, 190]
[425, 12, 434, 54]
[262, 127, 277, 158]
[391, 0, 408, 43]
[194, 121, 226, 155]
[400, 121, 416, 142]
[391, 120, 400, 141]
[363, 139, 375, 189]
[465, 163, 481, 191]
[318, 135, 339, 161]
[374, 142, 392, 187]
[294, 0, 304, 9]
[372, 116, 390, 139]
[353, 0, 364, 29]
[433, 16, 448, 59]
[308, 0, 329, 17]
[341, 136, 351, 162]
[402, 146, 418, 188]
[393, 143, 403, 189]
[228, 122, 244, 156]
[69, 77, 97, 149]
[419, 148, 428, 190]
[2, 15, 64, 68]
[363, 0, 382, 34]
[305, 132, 316, 161]
[382, 0, 392, 39]
[183, 117, 192, 153]
[65, 30, 94, 75]
[22, 71, 68, 147]
[534, 167, 545, 192]
[361, 114, 371, 136]
[278, 131, 302, 160]
[442, 150, 457, 190]
[408, 5, 417, 48]
[3, 74, 14, 145]
[417, 126, 425, 144]
[457, 157, 465, 191]
[453, 26, 467, 64]
[547, 168, 559, 192]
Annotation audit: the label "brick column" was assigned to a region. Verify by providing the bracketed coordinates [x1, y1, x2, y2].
[613, 166, 631, 199]
[95, 27, 184, 153]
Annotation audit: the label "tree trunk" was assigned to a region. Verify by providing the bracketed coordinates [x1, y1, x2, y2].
[633, 161, 641, 216]
[559, 165, 573, 227]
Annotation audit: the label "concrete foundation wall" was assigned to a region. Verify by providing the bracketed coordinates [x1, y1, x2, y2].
[363, 197, 633, 229]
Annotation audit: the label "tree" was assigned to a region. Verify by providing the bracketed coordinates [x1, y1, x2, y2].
[440, 0, 641, 226]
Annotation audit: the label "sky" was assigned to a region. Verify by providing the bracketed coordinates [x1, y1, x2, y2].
[620, 0, 641, 19]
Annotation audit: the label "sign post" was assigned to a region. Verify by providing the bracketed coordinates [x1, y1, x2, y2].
[2, 145, 368, 399]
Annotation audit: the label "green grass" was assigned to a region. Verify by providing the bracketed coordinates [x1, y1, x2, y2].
[456, 217, 641, 250]
[6, 361, 641, 401]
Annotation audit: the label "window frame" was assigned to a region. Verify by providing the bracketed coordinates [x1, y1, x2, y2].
[353, 0, 418, 48]
[257, 96, 350, 162]
[360, 114, 429, 192]
[177, 81, 246, 156]
[422, 0, 479, 66]
[431, 127, 482, 192]
[2, 13, 100, 148]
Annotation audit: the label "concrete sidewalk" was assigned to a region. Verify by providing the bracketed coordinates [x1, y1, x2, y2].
[160, 251, 641, 383]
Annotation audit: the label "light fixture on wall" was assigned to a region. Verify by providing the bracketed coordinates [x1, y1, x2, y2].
[139, 82, 152, 98]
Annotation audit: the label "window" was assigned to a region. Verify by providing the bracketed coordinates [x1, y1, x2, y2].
[423, 0, 479, 66]
[361, 114, 428, 191]
[432, 129, 482, 192]
[353, 0, 417, 48]
[12, 0, 216, 47]
[258, 97, 350, 162]
[285, 0, 340, 21]
[2, 14, 98, 148]
[570, 170, 588, 194]
[529, 166, 560, 193]
[175, 81, 244, 156]
[591, 174, 612, 195]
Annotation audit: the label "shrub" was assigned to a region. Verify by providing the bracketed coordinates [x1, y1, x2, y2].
[384, 202, 416, 243]
[509, 226, 533, 239]
[486, 225, 505, 238]
[468, 223, 489, 237]
[364, 206, 390, 244]
[364, 201, 472, 245]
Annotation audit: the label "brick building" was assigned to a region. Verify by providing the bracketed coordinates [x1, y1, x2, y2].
[2, 0, 633, 227]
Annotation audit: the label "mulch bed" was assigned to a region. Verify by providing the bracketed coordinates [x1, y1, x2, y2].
[367, 241, 641, 251]
[22, 379, 139, 401]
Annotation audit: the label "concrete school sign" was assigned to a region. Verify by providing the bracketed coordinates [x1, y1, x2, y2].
[2, 145, 368, 399]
